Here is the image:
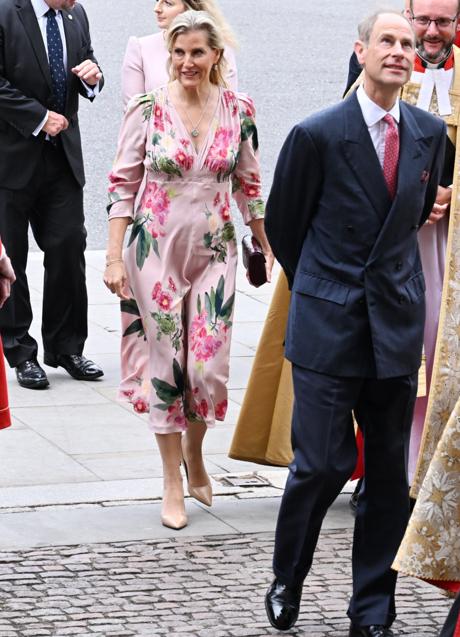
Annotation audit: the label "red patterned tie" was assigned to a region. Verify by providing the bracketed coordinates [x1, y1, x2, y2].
[383, 114, 399, 199]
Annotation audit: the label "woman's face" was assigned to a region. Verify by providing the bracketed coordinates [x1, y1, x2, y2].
[154, 0, 186, 30]
[171, 30, 220, 89]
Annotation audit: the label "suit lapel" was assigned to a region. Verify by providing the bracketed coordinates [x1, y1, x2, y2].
[62, 8, 79, 74]
[16, 0, 52, 91]
[341, 93, 392, 223]
[369, 102, 433, 259]
[62, 9, 79, 110]
[396, 101, 425, 188]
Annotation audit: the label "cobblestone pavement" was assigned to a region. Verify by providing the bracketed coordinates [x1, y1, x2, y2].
[0, 529, 452, 637]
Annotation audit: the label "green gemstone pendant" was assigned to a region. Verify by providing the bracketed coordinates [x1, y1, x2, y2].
[191, 129, 199, 138]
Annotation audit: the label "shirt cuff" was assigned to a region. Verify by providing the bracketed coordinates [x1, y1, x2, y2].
[81, 79, 100, 97]
[33, 111, 49, 136]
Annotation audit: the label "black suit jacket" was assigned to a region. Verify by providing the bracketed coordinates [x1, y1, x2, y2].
[265, 93, 446, 379]
[0, 0, 103, 189]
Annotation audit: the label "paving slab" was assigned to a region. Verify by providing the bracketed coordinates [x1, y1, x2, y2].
[0, 501, 237, 550]
[0, 430, 97, 487]
[18, 403, 152, 455]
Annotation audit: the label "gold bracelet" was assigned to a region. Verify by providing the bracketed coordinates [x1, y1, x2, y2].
[105, 258, 124, 267]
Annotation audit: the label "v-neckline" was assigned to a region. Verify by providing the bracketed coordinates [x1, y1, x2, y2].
[166, 85, 222, 161]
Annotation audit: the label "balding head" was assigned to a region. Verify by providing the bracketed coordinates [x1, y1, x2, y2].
[358, 10, 414, 45]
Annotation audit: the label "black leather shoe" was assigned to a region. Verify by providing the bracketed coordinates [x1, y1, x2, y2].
[44, 354, 104, 381]
[349, 478, 363, 517]
[15, 359, 49, 389]
[265, 578, 302, 631]
[349, 624, 395, 637]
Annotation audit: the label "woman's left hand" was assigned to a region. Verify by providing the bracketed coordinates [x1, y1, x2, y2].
[263, 249, 275, 283]
[248, 218, 275, 284]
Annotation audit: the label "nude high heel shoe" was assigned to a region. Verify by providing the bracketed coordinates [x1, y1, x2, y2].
[161, 485, 188, 530]
[161, 510, 188, 530]
[182, 458, 213, 507]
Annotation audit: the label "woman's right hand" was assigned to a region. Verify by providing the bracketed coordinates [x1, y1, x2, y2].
[103, 261, 131, 300]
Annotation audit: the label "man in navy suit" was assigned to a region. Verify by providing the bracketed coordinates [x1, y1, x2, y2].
[264, 10, 446, 637]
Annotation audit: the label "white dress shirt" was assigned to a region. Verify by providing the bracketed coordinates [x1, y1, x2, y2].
[356, 84, 400, 168]
[31, 0, 98, 135]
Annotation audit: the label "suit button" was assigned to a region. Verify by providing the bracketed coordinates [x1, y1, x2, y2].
[395, 261, 403, 270]
[358, 299, 365, 305]
[346, 225, 354, 232]
[367, 265, 374, 273]
[398, 295, 405, 304]
[411, 224, 419, 230]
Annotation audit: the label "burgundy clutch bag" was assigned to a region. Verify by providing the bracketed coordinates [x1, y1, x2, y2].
[241, 235, 267, 287]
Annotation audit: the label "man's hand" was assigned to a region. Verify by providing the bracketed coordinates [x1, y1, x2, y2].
[426, 185, 451, 225]
[43, 111, 69, 136]
[0, 253, 15, 309]
[71, 59, 102, 87]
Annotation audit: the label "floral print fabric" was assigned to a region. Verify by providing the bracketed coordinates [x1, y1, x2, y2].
[393, 398, 460, 586]
[108, 87, 264, 433]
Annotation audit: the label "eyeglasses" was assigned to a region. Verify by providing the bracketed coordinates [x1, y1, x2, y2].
[410, 14, 458, 29]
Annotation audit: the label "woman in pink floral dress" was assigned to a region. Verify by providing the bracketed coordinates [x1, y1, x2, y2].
[105, 10, 273, 530]
[119, 0, 238, 456]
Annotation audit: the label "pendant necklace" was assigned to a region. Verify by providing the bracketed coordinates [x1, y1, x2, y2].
[183, 89, 212, 138]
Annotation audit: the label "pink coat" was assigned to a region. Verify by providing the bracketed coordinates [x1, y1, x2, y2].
[121, 32, 238, 107]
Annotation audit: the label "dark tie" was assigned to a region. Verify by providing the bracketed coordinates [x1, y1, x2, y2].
[382, 114, 399, 199]
[45, 8, 67, 115]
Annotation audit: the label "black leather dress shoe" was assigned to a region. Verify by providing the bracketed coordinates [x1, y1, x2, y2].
[349, 478, 363, 517]
[265, 579, 302, 631]
[349, 624, 395, 637]
[44, 354, 104, 381]
[15, 359, 49, 389]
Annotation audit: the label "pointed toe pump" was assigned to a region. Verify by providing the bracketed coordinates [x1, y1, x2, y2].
[161, 511, 188, 530]
[182, 459, 213, 507]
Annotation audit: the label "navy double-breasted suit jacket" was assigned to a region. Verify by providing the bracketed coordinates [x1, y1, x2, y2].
[265, 93, 446, 379]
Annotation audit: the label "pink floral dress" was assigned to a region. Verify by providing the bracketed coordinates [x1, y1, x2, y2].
[108, 87, 264, 434]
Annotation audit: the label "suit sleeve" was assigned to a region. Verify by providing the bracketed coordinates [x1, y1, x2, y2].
[265, 124, 322, 287]
[121, 37, 145, 109]
[75, 5, 104, 100]
[419, 120, 447, 225]
[0, 25, 47, 136]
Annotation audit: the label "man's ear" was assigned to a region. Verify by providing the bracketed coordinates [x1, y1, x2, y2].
[354, 40, 366, 66]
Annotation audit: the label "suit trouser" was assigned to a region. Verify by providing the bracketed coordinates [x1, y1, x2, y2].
[440, 594, 460, 637]
[273, 364, 418, 627]
[0, 141, 88, 367]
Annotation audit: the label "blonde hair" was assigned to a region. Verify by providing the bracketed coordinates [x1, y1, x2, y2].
[183, 0, 237, 48]
[167, 10, 228, 86]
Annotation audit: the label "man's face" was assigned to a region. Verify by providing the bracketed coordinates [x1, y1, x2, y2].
[46, 0, 77, 10]
[356, 14, 415, 91]
[409, 0, 458, 62]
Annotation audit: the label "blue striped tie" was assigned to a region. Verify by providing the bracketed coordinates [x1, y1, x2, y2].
[45, 9, 67, 115]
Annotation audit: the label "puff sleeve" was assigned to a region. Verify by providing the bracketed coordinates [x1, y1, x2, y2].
[107, 94, 152, 220]
[231, 95, 265, 224]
